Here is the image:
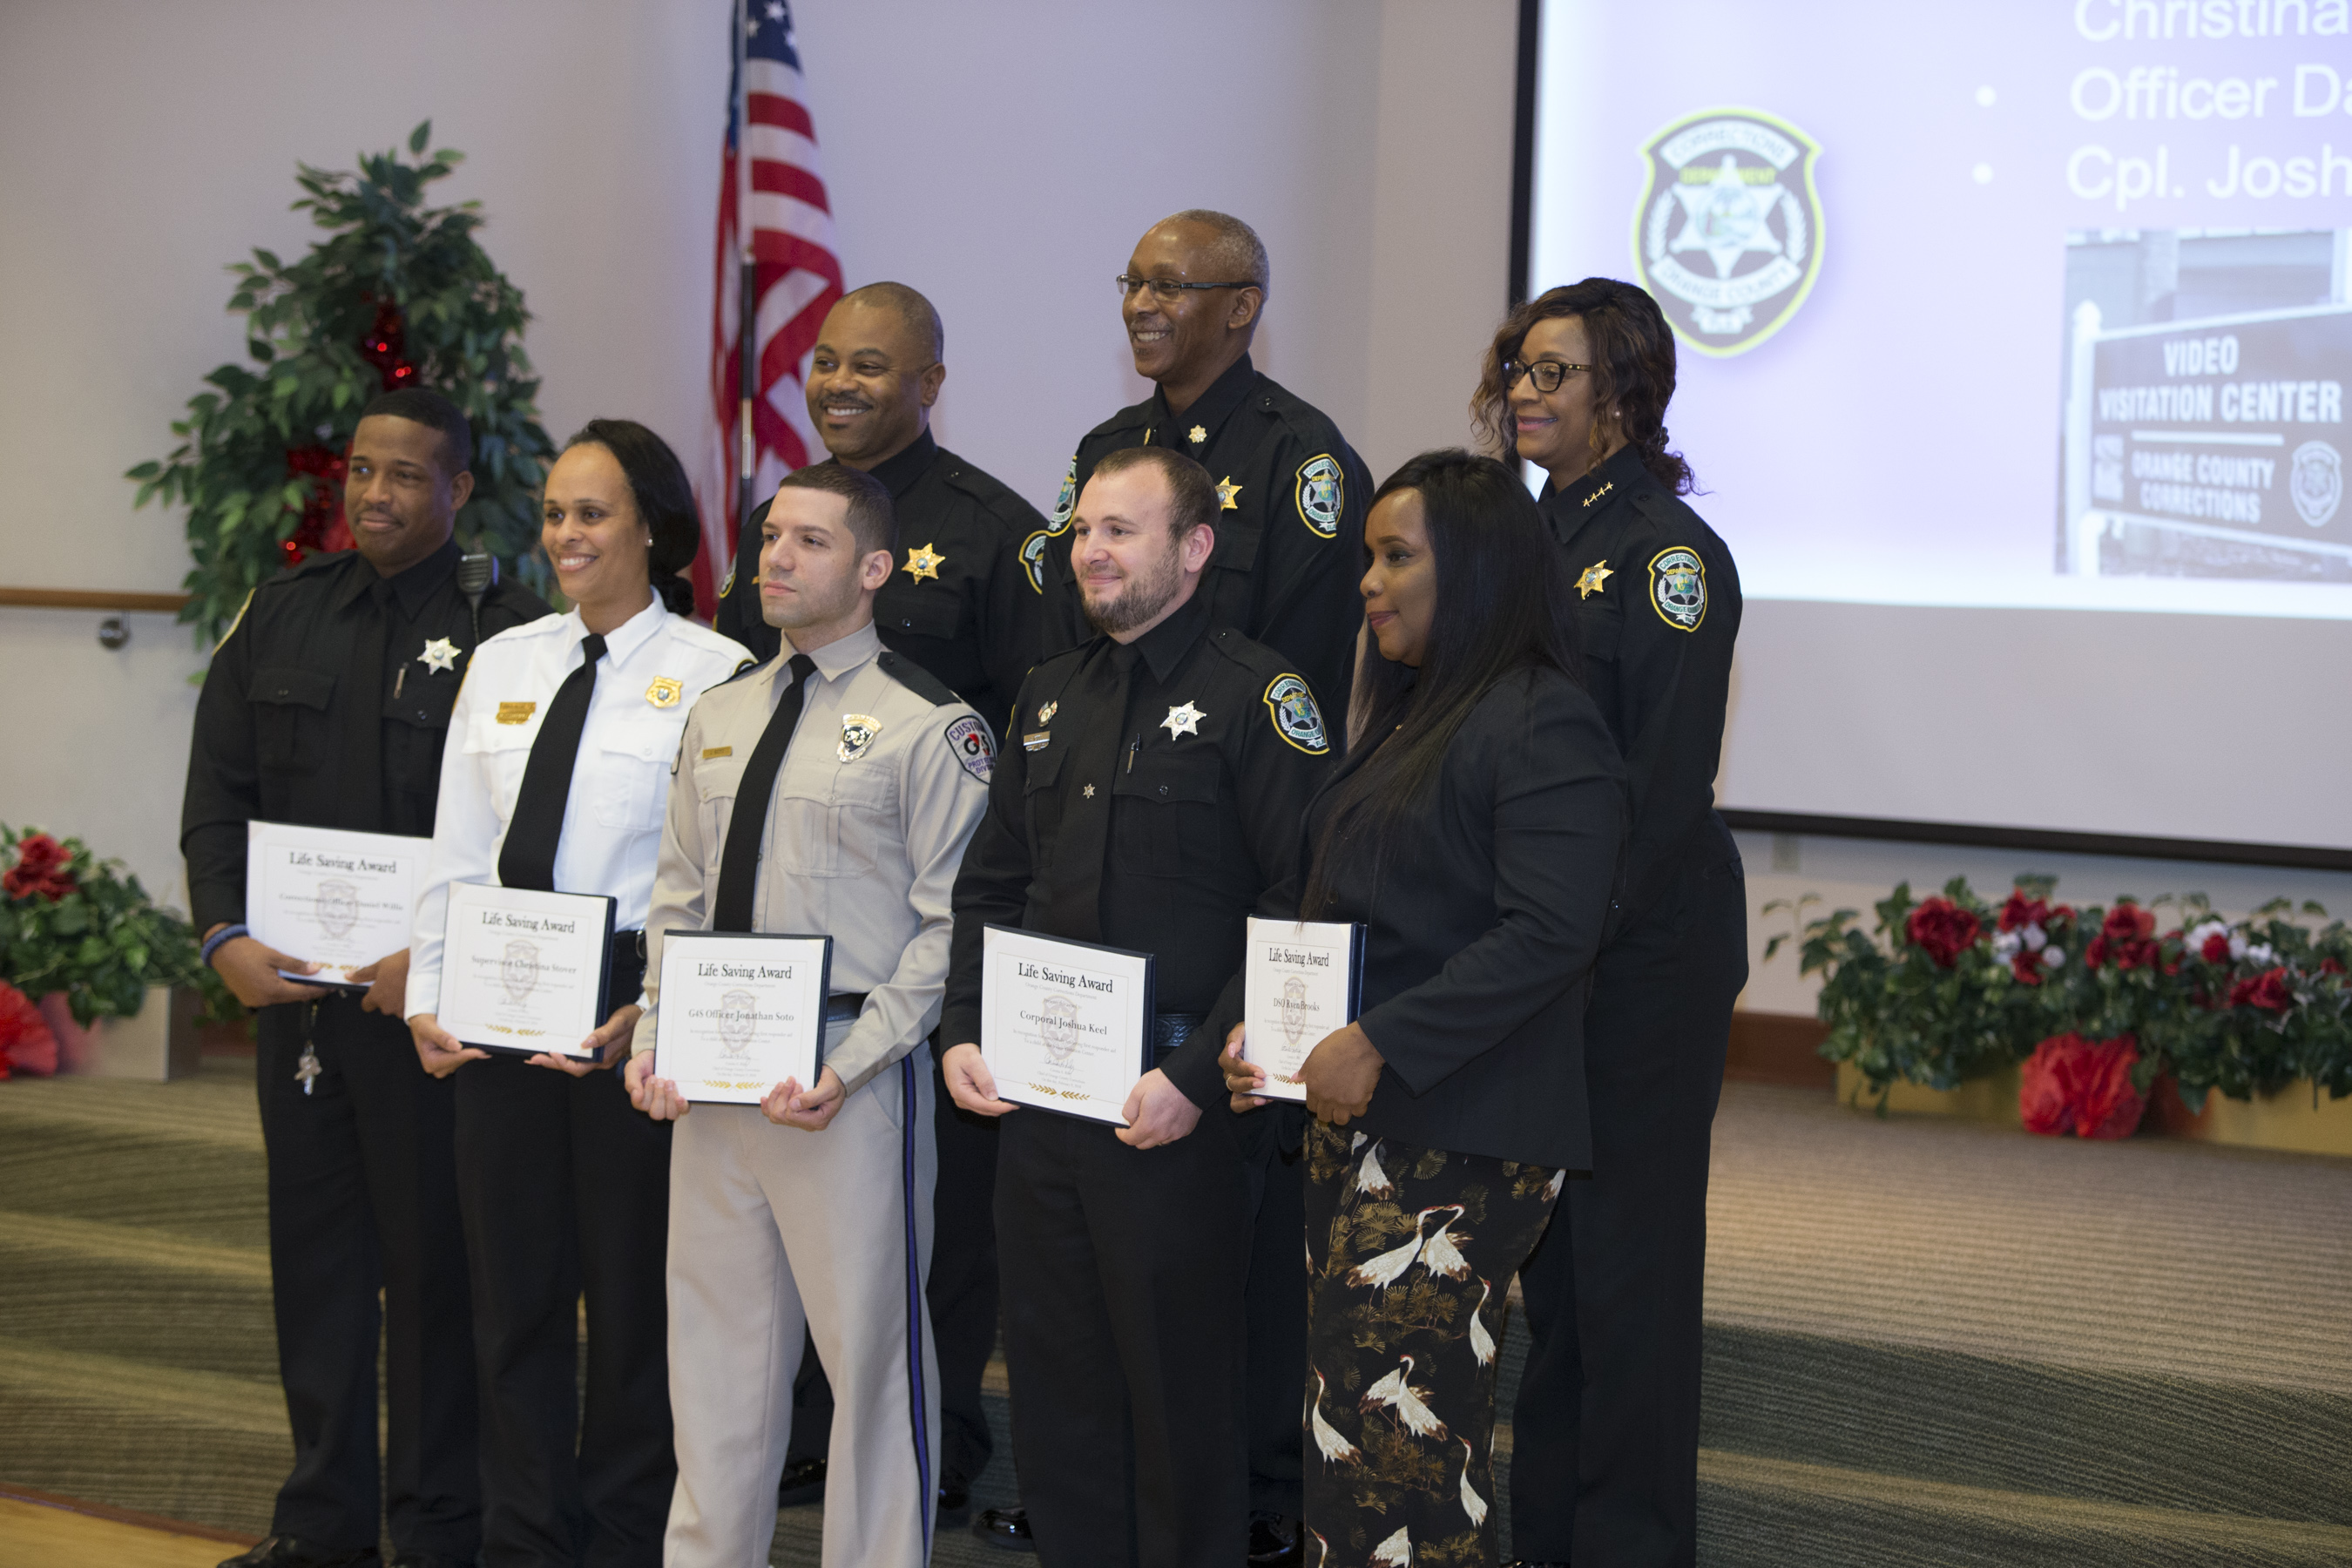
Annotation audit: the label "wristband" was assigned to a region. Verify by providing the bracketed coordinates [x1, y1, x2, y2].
[199, 923, 250, 966]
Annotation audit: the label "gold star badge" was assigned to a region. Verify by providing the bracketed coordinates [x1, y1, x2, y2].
[1188, 424, 1208, 446]
[417, 637, 460, 674]
[1576, 560, 1614, 599]
[902, 543, 944, 582]
[1083, 783, 1096, 799]
[1215, 476, 1241, 511]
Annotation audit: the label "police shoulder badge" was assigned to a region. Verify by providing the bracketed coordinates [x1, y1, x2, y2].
[1294, 454, 1344, 537]
[720, 554, 737, 598]
[645, 676, 683, 708]
[838, 713, 883, 763]
[1018, 530, 1052, 595]
[944, 714, 995, 782]
[1263, 673, 1329, 754]
[1050, 455, 1079, 530]
[1632, 107, 1824, 357]
[1647, 546, 1707, 632]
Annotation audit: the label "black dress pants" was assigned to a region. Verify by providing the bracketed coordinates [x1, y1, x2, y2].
[1239, 1101, 1308, 1520]
[996, 1105, 1251, 1568]
[256, 995, 480, 1558]
[785, 1043, 999, 1490]
[454, 1056, 675, 1568]
[1509, 849, 1746, 1566]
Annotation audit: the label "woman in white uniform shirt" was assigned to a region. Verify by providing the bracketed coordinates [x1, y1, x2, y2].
[406, 419, 750, 1568]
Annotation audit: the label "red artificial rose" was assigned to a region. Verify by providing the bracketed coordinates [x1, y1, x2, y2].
[2085, 936, 2107, 970]
[2095, 903, 2159, 970]
[2020, 1032, 2145, 1139]
[1905, 897, 1983, 969]
[2200, 933, 2232, 964]
[2227, 967, 2294, 1013]
[2011, 950, 2044, 986]
[2322, 957, 2346, 977]
[0, 980, 59, 1081]
[1998, 892, 2051, 933]
[2, 833, 76, 902]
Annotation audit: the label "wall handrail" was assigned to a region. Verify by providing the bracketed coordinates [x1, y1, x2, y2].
[0, 588, 191, 613]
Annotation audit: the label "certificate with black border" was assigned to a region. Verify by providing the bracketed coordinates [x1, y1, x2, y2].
[980, 924, 1155, 1125]
[244, 821, 429, 990]
[436, 882, 615, 1058]
[1240, 917, 1367, 1102]
[655, 929, 835, 1105]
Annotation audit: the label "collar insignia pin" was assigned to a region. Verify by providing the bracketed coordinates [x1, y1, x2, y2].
[902, 543, 944, 582]
[417, 637, 460, 674]
[1215, 476, 1242, 511]
[1083, 783, 1096, 798]
[1161, 700, 1206, 740]
[1576, 560, 1614, 599]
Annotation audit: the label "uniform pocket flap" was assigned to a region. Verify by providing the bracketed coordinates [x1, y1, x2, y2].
[692, 749, 749, 803]
[1112, 749, 1220, 804]
[882, 587, 963, 639]
[1023, 747, 1065, 793]
[599, 717, 680, 764]
[251, 666, 335, 710]
[463, 713, 537, 754]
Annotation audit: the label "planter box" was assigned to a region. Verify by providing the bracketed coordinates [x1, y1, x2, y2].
[37, 986, 202, 1081]
[1834, 1059, 2352, 1157]
[1834, 1062, 2023, 1125]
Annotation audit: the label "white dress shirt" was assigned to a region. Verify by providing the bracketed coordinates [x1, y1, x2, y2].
[407, 592, 752, 1019]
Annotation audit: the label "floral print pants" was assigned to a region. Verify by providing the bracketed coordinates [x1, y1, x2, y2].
[1301, 1119, 1565, 1568]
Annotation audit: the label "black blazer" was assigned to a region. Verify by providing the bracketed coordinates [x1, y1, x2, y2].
[1287, 665, 1625, 1170]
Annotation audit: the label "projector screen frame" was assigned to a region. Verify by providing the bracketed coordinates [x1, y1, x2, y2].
[1507, 0, 2346, 874]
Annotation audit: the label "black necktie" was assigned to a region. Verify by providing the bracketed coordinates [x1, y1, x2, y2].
[712, 653, 818, 933]
[343, 580, 391, 832]
[498, 632, 607, 892]
[1051, 643, 1135, 943]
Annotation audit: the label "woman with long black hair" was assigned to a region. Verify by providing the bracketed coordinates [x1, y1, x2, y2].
[403, 419, 751, 1568]
[1470, 279, 1745, 1568]
[1221, 449, 1625, 1568]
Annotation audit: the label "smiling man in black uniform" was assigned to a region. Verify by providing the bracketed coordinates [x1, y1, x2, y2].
[184, 388, 549, 1568]
[1474, 280, 1745, 1568]
[713, 281, 1048, 1529]
[1020, 211, 1365, 1565]
[940, 447, 1334, 1568]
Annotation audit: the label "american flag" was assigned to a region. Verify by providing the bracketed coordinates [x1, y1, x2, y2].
[696, 0, 841, 615]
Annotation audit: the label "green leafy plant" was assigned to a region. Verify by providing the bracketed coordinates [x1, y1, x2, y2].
[0, 828, 235, 1027]
[128, 121, 555, 644]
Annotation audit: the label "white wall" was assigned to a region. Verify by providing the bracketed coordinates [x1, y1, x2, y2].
[0, 0, 1515, 904]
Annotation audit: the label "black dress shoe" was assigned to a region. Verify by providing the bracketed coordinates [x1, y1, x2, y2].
[217, 1538, 380, 1568]
[970, 1503, 1037, 1551]
[936, 1479, 972, 1531]
[1247, 1513, 1304, 1566]
[777, 1455, 828, 1506]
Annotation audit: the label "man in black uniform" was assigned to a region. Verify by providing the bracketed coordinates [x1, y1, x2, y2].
[938, 448, 1335, 1568]
[1026, 211, 1365, 1564]
[184, 388, 549, 1568]
[1495, 283, 1746, 1568]
[713, 281, 1048, 1525]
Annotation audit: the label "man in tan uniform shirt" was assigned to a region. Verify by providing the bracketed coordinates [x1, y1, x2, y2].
[627, 463, 992, 1568]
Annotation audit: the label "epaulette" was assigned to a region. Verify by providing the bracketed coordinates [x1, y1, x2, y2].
[1206, 624, 1282, 673]
[938, 456, 1050, 531]
[876, 649, 957, 706]
[713, 656, 767, 689]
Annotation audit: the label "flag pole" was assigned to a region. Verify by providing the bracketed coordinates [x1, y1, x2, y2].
[735, 0, 756, 544]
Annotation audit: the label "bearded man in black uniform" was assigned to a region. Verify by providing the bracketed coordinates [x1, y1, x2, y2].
[713, 280, 1048, 1530]
[184, 388, 549, 1568]
[1472, 279, 1746, 1568]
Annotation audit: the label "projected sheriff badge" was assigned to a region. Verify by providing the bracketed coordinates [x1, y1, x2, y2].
[1631, 107, 1827, 358]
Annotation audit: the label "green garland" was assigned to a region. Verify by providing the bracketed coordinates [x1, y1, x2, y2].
[128, 122, 555, 644]
[1768, 877, 2352, 1110]
[0, 828, 234, 1028]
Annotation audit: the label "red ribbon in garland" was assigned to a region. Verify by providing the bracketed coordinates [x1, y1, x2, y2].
[279, 297, 418, 564]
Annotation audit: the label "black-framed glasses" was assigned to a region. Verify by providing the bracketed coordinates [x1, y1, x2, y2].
[1504, 360, 1592, 394]
[1115, 274, 1260, 302]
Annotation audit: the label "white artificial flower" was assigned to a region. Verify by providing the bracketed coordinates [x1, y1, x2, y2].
[2186, 919, 2230, 951]
[2021, 923, 2048, 952]
[2042, 947, 2065, 967]
[1991, 931, 2022, 962]
[2246, 943, 2276, 966]
[2228, 931, 2251, 961]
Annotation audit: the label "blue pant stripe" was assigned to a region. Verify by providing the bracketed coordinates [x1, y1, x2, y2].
[900, 1053, 933, 1551]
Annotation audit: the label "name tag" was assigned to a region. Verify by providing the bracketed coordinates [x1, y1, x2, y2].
[701, 746, 733, 760]
[496, 701, 537, 725]
[1024, 732, 1051, 752]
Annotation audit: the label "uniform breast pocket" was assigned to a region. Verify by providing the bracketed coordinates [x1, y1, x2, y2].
[593, 717, 682, 832]
[691, 750, 749, 876]
[882, 585, 963, 643]
[829, 762, 901, 878]
[251, 666, 336, 774]
[1023, 747, 1065, 868]
[462, 713, 538, 814]
[1578, 598, 1624, 668]
[1112, 750, 1225, 878]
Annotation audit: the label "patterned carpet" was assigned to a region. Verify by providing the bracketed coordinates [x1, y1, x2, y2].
[1, 1061, 2346, 1565]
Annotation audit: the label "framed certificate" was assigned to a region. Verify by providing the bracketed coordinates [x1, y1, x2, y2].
[980, 925, 1154, 1125]
[654, 930, 834, 1105]
[1240, 917, 1367, 1102]
[436, 882, 615, 1058]
[245, 821, 430, 989]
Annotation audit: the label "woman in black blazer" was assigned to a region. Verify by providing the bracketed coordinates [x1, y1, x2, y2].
[1220, 449, 1625, 1568]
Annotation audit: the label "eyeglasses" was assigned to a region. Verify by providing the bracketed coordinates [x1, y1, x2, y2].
[1504, 360, 1592, 394]
[1115, 274, 1260, 302]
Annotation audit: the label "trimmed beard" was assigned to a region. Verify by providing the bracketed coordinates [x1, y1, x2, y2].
[1080, 531, 1186, 636]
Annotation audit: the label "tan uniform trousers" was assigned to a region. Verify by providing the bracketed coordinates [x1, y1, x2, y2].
[663, 1029, 939, 1568]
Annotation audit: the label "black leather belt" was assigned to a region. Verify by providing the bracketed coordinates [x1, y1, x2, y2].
[827, 992, 868, 1024]
[1152, 1011, 1208, 1064]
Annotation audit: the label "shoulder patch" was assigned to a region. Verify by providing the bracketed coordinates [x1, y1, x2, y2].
[876, 649, 958, 706]
[1294, 454, 1345, 538]
[1049, 455, 1078, 531]
[944, 713, 995, 783]
[1263, 673, 1329, 754]
[720, 553, 736, 598]
[1646, 546, 1707, 632]
[1018, 529, 1056, 595]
